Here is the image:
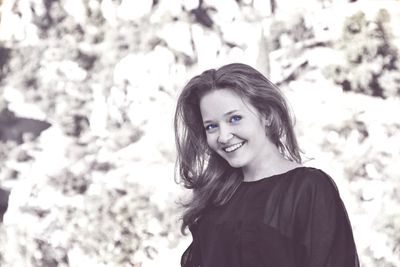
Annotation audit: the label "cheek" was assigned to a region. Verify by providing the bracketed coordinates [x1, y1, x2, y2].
[206, 134, 217, 149]
[237, 123, 254, 136]
[240, 122, 265, 139]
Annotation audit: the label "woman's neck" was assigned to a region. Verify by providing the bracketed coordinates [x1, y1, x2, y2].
[241, 150, 302, 182]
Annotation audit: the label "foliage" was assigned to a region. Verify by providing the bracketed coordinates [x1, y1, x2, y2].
[1, 132, 181, 266]
[8, 172, 174, 266]
[321, 104, 400, 266]
[0, 0, 180, 265]
[324, 9, 400, 98]
[269, 13, 314, 50]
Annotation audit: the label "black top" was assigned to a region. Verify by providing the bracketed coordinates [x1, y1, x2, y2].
[181, 167, 360, 267]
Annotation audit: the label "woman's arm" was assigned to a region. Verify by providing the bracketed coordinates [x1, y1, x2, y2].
[295, 169, 360, 267]
[181, 224, 201, 267]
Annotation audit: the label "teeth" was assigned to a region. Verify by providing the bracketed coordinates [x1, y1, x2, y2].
[224, 142, 244, 153]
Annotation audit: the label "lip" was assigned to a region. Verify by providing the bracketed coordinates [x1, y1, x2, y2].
[222, 141, 246, 153]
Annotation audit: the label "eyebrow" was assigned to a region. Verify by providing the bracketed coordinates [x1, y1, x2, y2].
[203, 110, 239, 124]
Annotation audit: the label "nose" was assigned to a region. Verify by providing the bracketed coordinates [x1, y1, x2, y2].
[217, 126, 234, 144]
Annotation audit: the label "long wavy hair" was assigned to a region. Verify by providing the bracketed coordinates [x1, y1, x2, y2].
[174, 63, 302, 233]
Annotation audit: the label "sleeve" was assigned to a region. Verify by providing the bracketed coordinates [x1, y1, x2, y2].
[181, 224, 201, 267]
[295, 169, 360, 267]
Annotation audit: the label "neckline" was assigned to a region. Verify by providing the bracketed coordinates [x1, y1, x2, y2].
[240, 166, 308, 185]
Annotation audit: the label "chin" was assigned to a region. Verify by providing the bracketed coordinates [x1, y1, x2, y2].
[218, 152, 247, 168]
[225, 159, 245, 168]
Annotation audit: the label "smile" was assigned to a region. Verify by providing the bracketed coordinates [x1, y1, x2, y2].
[223, 141, 246, 153]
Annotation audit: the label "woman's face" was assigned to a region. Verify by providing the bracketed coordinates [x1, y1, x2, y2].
[199, 88, 273, 170]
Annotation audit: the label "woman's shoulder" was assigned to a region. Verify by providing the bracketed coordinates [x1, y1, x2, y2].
[241, 166, 337, 192]
[287, 166, 341, 197]
[291, 166, 337, 183]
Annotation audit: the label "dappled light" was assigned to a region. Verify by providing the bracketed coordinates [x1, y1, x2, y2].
[0, 0, 399, 266]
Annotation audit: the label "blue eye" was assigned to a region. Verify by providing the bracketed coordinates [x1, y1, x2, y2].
[205, 124, 218, 131]
[230, 115, 242, 123]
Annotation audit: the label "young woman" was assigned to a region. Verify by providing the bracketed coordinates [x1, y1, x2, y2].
[174, 63, 360, 267]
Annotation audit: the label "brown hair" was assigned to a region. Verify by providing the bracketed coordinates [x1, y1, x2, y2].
[174, 63, 302, 233]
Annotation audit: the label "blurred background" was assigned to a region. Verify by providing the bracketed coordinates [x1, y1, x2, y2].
[0, 0, 399, 266]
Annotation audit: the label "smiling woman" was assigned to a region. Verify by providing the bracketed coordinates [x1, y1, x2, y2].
[199, 89, 281, 176]
[173, 63, 360, 267]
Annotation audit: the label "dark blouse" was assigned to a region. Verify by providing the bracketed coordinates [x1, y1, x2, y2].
[181, 167, 360, 267]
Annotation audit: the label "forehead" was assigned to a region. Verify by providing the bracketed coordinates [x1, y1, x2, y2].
[199, 89, 258, 120]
